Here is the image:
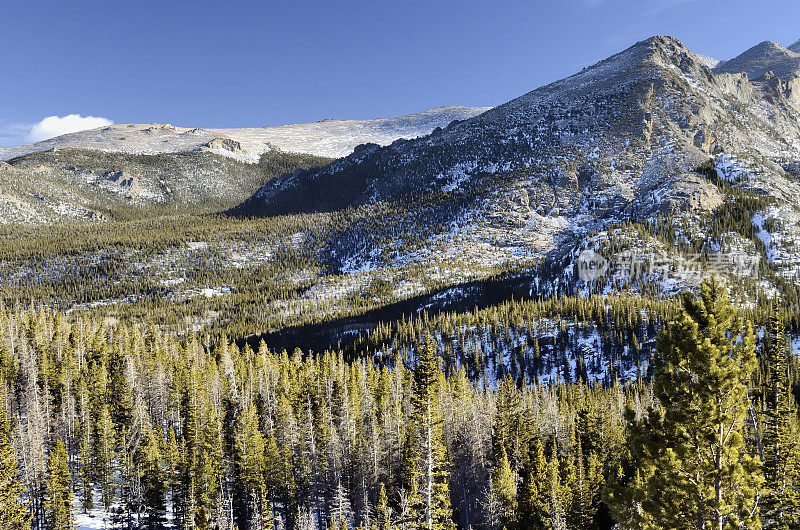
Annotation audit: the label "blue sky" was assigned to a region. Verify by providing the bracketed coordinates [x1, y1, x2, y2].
[2, 0, 799, 147]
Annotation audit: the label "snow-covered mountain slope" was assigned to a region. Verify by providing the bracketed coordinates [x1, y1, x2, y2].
[0, 106, 490, 163]
[236, 35, 800, 297]
[715, 40, 800, 80]
[246, 36, 800, 215]
[695, 53, 721, 69]
[0, 149, 330, 224]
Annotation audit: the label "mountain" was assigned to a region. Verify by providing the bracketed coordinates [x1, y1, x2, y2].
[237, 35, 800, 296]
[715, 40, 800, 80]
[6, 33, 800, 392]
[0, 148, 334, 224]
[0, 106, 490, 163]
[0, 106, 488, 224]
[790, 39, 800, 53]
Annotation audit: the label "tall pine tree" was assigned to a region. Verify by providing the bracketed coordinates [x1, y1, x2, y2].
[761, 300, 800, 529]
[136, 427, 167, 530]
[407, 332, 454, 530]
[609, 278, 763, 529]
[233, 403, 273, 530]
[0, 387, 30, 530]
[45, 439, 73, 530]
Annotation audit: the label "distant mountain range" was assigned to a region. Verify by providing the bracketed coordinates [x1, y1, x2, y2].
[234, 35, 800, 296]
[0, 106, 488, 223]
[0, 106, 490, 163]
[715, 40, 800, 80]
[5, 35, 800, 302]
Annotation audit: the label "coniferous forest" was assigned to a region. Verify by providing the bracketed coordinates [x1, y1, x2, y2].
[0, 277, 799, 529]
[7, 10, 800, 530]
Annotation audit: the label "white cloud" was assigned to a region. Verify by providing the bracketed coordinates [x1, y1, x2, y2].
[28, 114, 113, 143]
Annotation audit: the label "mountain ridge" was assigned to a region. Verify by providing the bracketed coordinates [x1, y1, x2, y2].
[233, 34, 800, 296]
[715, 40, 800, 80]
[0, 105, 491, 163]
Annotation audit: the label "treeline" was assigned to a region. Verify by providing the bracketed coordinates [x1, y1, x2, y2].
[0, 204, 507, 345]
[346, 294, 678, 385]
[1, 278, 800, 528]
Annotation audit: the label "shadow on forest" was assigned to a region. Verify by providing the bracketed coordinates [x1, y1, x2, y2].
[236, 272, 540, 355]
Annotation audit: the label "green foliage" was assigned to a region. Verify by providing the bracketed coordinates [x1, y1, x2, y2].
[136, 427, 167, 529]
[45, 440, 72, 530]
[406, 332, 454, 529]
[760, 301, 800, 528]
[0, 280, 797, 528]
[609, 278, 763, 529]
[0, 387, 30, 530]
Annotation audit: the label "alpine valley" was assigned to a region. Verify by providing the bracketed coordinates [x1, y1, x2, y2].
[5, 34, 800, 530]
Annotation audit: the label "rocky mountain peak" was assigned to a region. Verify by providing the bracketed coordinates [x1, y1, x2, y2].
[234, 33, 800, 288]
[716, 40, 800, 80]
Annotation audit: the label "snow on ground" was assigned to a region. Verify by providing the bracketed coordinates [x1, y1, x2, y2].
[0, 106, 491, 162]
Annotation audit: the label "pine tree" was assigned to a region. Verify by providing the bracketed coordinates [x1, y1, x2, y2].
[179, 372, 200, 528]
[0, 389, 30, 530]
[93, 403, 115, 512]
[407, 332, 453, 530]
[196, 392, 224, 522]
[164, 426, 182, 524]
[518, 438, 548, 529]
[546, 451, 565, 530]
[45, 439, 73, 530]
[761, 300, 800, 529]
[234, 404, 272, 530]
[491, 447, 517, 528]
[136, 427, 167, 529]
[76, 430, 93, 514]
[107, 344, 133, 433]
[608, 278, 763, 529]
[376, 483, 392, 530]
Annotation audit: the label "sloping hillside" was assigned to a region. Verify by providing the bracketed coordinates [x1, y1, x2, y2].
[0, 149, 330, 223]
[0, 106, 490, 163]
[235, 36, 800, 296]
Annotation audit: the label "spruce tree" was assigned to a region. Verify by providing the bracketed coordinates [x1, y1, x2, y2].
[608, 278, 763, 529]
[76, 430, 93, 514]
[518, 438, 548, 529]
[408, 332, 453, 530]
[376, 483, 391, 530]
[761, 300, 800, 529]
[233, 403, 271, 530]
[45, 439, 73, 530]
[136, 427, 167, 529]
[0, 391, 30, 530]
[491, 447, 517, 528]
[545, 451, 565, 530]
[93, 403, 115, 513]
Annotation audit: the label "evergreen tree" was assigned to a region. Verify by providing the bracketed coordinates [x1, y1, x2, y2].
[761, 300, 800, 529]
[376, 483, 392, 530]
[518, 438, 548, 529]
[45, 439, 73, 530]
[76, 431, 93, 514]
[0, 391, 30, 530]
[107, 344, 133, 432]
[136, 427, 167, 529]
[93, 403, 115, 512]
[234, 403, 273, 530]
[491, 448, 517, 528]
[545, 451, 565, 530]
[609, 278, 763, 529]
[407, 332, 453, 530]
